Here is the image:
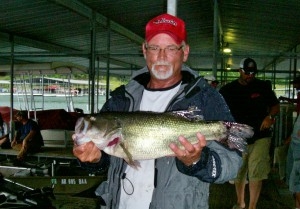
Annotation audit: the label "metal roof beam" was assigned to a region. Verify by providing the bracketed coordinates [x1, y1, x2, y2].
[0, 32, 80, 53]
[50, 0, 144, 44]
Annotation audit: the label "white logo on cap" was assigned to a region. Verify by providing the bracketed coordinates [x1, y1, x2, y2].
[248, 62, 255, 67]
[153, 18, 177, 26]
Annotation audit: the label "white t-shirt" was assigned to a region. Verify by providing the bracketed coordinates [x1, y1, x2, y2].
[118, 83, 181, 209]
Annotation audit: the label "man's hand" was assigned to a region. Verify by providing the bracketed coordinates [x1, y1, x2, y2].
[169, 132, 206, 166]
[73, 141, 102, 163]
[11, 139, 17, 147]
[22, 140, 28, 149]
[260, 116, 275, 131]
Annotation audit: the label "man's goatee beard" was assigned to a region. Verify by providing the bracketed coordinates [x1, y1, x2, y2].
[151, 61, 173, 80]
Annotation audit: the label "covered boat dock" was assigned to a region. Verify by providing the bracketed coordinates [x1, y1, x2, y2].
[0, 0, 300, 208]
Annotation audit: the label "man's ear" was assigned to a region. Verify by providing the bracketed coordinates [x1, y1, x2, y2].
[142, 43, 147, 59]
[183, 44, 190, 62]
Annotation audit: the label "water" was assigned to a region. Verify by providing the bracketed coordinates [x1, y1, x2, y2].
[0, 94, 107, 114]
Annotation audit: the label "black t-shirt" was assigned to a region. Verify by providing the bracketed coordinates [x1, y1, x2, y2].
[219, 79, 279, 144]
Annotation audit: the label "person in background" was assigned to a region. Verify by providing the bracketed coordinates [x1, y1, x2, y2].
[219, 58, 280, 209]
[0, 113, 10, 149]
[204, 74, 219, 89]
[211, 80, 219, 89]
[73, 13, 242, 209]
[11, 111, 44, 165]
[286, 112, 300, 209]
[279, 76, 300, 116]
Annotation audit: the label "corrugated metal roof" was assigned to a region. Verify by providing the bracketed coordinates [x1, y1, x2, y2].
[0, 0, 300, 78]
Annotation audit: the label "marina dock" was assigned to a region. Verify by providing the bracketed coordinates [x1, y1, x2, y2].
[48, 168, 293, 209]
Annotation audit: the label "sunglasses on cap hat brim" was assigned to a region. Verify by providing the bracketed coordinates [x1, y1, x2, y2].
[241, 69, 256, 75]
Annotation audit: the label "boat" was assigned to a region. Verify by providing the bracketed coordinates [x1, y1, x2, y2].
[0, 106, 108, 199]
[0, 173, 56, 209]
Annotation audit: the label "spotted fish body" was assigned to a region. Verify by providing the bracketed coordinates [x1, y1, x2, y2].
[73, 111, 253, 161]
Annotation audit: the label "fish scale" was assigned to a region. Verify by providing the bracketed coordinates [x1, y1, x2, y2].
[120, 121, 226, 160]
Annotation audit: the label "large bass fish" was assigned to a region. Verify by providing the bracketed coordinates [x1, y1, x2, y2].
[73, 111, 253, 163]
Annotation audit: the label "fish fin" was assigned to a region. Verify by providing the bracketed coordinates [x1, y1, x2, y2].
[169, 108, 204, 121]
[125, 160, 141, 169]
[221, 122, 254, 153]
[119, 142, 135, 165]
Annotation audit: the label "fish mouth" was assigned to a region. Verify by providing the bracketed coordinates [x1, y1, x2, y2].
[75, 117, 85, 134]
[73, 117, 93, 145]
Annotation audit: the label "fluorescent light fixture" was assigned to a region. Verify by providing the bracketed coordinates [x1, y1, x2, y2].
[223, 42, 231, 53]
[223, 48, 231, 53]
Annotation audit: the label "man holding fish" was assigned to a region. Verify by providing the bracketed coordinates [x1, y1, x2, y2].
[73, 13, 246, 209]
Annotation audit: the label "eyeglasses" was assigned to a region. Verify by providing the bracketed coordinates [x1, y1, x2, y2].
[241, 69, 256, 75]
[145, 44, 183, 56]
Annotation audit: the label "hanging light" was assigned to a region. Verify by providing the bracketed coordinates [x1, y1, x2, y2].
[223, 43, 231, 53]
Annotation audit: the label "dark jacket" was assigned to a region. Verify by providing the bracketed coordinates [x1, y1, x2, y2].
[82, 66, 242, 209]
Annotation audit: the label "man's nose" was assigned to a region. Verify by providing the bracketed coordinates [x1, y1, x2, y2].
[157, 48, 167, 58]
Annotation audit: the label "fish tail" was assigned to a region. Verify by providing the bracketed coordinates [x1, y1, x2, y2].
[220, 122, 254, 153]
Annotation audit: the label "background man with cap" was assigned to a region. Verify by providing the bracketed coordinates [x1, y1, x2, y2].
[73, 13, 242, 209]
[11, 111, 44, 165]
[204, 74, 219, 89]
[279, 76, 300, 116]
[220, 58, 280, 209]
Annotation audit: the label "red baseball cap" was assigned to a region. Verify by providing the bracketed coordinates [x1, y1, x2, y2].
[145, 13, 187, 44]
